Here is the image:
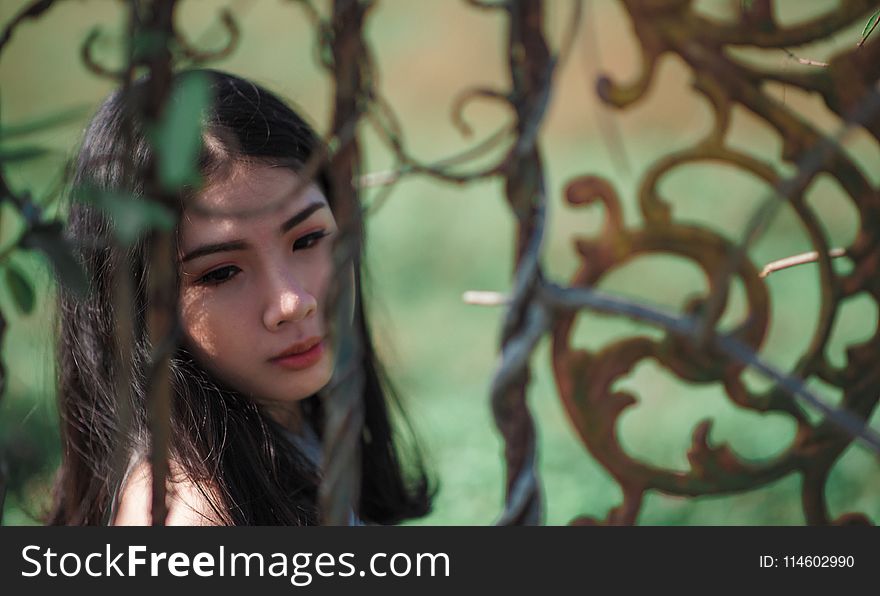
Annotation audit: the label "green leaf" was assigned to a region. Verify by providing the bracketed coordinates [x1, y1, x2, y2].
[150, 71, 212, 192]
[0, 106, 90, 140]
[73, 186, 176, 245]
[0, 146, 50, 163]
[131, 30, 169, 62]
[19, 221, 88, 299]
[4, 265, 35, 315]
[862, 10, 880, 42]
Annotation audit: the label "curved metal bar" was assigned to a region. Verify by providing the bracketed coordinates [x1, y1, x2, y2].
[176, 8, 240, 64]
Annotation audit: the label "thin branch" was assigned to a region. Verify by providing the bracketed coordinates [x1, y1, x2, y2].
[463, 290, 510, 306]
[357, 167, 407, 189]
[858, 10, 880, 48]
[697, 85, 880, 345]
[760, 247, 846, 278]
[783, 48, 828, 67]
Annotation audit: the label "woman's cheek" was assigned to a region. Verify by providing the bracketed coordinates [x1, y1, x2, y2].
[180, 287, 222, 359]
[314, 245, 346, 310]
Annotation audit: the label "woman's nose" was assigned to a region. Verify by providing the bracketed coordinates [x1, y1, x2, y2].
[262, 268, 317, 330]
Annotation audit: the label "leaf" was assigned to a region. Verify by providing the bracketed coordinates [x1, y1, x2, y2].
[0, 146, 50, 164]
[0, 106, 91, 140]
[4, 265, 35, 315]
[150, 71, 212, 192]
[19, 222, 88, 299]
[131, 30, 169, 62]
[73, 186, 176, 245]
[861, 10, 880, 44]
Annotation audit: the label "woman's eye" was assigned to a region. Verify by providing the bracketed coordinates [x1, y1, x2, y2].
[293, 230, 329, 251]
[196, 265, 240, 286]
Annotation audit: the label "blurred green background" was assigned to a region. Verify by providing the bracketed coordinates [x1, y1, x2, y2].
[1, 0, 879, 525]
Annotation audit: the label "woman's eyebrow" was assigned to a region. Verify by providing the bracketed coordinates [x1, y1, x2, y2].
[181, 240, 248, 263]
[280, 201, 326, 234]
[180, 201, 327, 263]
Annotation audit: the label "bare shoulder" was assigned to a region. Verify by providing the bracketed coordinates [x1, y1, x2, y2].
[112, 459, 227, 526]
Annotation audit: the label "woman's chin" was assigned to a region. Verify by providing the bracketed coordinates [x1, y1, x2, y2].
[275, 356, 335, 401]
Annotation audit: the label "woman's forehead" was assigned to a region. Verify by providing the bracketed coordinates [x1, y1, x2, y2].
[181, 164, 330, 238]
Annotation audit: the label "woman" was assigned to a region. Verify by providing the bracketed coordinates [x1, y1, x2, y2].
[48, 69, 434, 525]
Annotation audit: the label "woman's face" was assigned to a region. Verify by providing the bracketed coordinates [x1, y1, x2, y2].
[178, 163, 339, 420]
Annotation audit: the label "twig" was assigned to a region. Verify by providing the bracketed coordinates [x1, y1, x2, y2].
[858, 10, 880, 48]
[759, 247, 846, 278]
[463, 290, 510, 306]
[783, 48, 828, 67]
[357, 166, 409, 189]
[697, 85, 880, 345]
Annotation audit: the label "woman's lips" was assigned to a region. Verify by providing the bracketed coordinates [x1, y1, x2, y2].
[270, 340, 324, 370]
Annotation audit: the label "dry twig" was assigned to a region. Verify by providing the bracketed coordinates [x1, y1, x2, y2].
[759, 248, 846, 278]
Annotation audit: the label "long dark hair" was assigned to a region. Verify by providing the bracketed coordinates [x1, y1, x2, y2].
[48, 69, 434, 525]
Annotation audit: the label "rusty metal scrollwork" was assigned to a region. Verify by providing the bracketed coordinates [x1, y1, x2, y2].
[4, 0, 879, 528]
[551, 0, 880, 525]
